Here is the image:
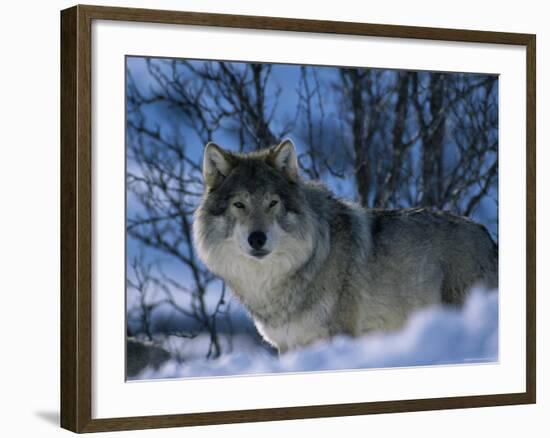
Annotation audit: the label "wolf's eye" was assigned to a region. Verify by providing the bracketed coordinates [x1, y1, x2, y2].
[269, 200, 279, 208]
[233, 202, 245, 209]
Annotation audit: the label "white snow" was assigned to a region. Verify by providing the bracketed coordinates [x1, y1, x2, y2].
[134, 289, 498, 380]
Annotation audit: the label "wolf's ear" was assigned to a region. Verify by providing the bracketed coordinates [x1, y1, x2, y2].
[271, 139, 299, 182]
[203, 142, 233, 188]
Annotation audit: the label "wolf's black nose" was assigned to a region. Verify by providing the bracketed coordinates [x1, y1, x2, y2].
[248, 231, 267, 250]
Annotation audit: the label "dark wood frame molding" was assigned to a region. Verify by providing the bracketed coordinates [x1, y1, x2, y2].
[60, 4, 536, 433]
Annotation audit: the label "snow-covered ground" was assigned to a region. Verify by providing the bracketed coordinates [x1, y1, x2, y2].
[133, 289, 498, 380]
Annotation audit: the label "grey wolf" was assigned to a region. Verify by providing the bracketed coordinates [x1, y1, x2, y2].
[193, 139, 498, 353]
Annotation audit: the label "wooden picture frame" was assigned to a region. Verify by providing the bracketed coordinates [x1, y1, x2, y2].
[60, 4, 536, 433]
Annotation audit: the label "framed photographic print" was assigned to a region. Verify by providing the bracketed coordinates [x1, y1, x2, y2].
[60, 4, 536, 433]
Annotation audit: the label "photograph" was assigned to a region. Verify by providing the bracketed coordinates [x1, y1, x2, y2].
[56, 3, 536, 433]
[125, 56, 500, 380]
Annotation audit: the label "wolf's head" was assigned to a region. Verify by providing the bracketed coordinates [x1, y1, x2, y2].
[193, 140, 321, 291]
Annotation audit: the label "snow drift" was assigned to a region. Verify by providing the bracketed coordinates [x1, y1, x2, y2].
[134, 289, 498, 380]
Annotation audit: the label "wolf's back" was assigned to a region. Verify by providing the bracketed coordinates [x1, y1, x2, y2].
[366, 207, 498, 305]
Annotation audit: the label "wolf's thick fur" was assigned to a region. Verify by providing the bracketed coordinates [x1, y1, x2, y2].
[193, 140, 498, 352]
